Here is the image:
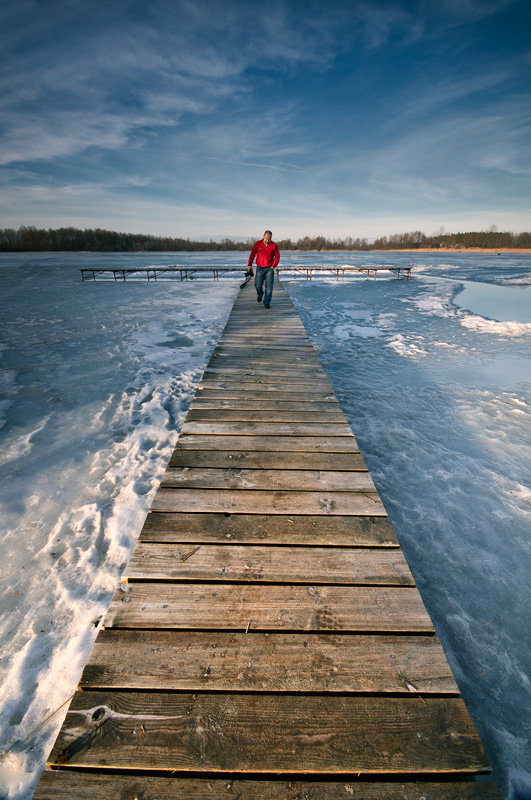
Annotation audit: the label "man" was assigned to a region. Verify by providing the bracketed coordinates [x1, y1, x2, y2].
[248, 230, 280, 308]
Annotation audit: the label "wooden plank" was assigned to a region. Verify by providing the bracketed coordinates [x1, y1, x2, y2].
[196, 385, 337, 398]
[180, 422, 353, 436]
[191, 399, 342, 411]
[204, 362, 329, 372]
[213, 356, 320, 364]
[169, 451, 369, 470]
[124, 543, 414, 584]
[199, 380, 335, 391]
[47, 692, 489, 773]
[219, 339, 313, 346]
[151, 487, 385, 515]
[203, 368, 331, 381]
[218, 341, 314, 350]
[220, 335, 312, 343]
[80, 629, 457, 693]
[213, 318, 306, 325]
[220, 328, 310, 334]
[33, 773, 502, 800]
[222, 329, 308, 335]
[211, 345, 320, 355]
[213, 340, 315, 347]
[223, 323, 306, 330]
[175, 435, 360, 452]
[186, 409, 347, 422]
[216, 347, 315, 355]
[223, 316, 305, 321]
[105, 584, 433, 632]
[209, 354, 321, 366]
[209, 355, 321, 365]
[160, 468, 376, 491]
[140, 513, 398, 546]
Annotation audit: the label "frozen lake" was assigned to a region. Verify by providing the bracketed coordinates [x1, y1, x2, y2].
[454, 280, 531, 324]
[0, 251, 530, 799]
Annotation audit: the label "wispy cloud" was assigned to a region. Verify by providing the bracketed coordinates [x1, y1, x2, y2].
[205, 156, 311, 173]
[0, 109, 155, 165]
[423, 0, 520, 24]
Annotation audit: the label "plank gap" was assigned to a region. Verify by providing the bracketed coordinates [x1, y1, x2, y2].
[71, 687, 461, 699]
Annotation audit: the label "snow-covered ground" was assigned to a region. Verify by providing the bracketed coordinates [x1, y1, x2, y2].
[0, 251, 530, 799]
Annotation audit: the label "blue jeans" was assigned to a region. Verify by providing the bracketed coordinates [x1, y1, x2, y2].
[254, 267, 274, 305]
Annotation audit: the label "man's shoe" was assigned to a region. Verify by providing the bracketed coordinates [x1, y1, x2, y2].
[257, 294, 263, 302]
[264, 303, 270, 308]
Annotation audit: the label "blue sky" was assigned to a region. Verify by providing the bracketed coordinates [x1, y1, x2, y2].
[1, 0, 530, 240]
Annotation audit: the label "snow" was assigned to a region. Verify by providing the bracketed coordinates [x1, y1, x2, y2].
[1, 251, 530, 799]
[0, 253, 239, 798]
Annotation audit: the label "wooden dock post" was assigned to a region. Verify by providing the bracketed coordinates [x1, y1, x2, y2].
[34, 281, 499, 799]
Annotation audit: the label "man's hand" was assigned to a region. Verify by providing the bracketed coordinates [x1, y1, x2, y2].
[245, 268, 254, 277]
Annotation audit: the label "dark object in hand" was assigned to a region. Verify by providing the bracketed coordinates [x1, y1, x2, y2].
[245, 268, 254, 277]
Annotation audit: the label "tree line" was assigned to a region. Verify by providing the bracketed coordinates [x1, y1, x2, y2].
[1, 225, 530, 252]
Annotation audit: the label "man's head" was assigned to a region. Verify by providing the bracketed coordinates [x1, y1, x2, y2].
[263, 230, 272, 244]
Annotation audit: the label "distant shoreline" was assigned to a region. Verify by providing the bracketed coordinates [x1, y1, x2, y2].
[312, 248, 531, 254]
[364, 248, 531, 254]
[1, 248, 530, 254]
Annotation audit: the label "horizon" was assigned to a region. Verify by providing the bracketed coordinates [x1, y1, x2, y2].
[3, 223, 530, 246]
[1, 1, 530, 238]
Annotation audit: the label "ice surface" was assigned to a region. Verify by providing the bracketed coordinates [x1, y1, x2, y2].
[1, 250, 530, 799]
[0, 253, 239, 798]
[455, 280, 531, 324]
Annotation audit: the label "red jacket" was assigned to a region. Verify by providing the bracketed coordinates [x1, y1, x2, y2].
[248, 239, 280, 268]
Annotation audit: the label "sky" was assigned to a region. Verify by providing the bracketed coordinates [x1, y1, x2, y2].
[1, 0, 530, 241]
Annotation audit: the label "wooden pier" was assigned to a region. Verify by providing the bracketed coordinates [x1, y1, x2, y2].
[35, 281, 499, 799]
[79, 264, 412, 281]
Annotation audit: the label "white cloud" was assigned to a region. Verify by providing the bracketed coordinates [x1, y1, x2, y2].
[423, 0, 519, 23]
[0, 110, 148, 165]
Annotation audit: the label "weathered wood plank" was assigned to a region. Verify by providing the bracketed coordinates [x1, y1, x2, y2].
[124, 543, 414, 584]
[218, 343, 313, 350]
[196, 385, 337, 399]
[211, 344, 320, 355]
[209, 354, 321, 366]
[204, 361, 328, 372]
[187, 409, 347, 422]
[216, 349, 316, 357]
[218, 341, 314, 350]
[48, 692, 489, 773]
[105, 583, 433, 632]
[191, 399, 342, 411]
[223, 315, 304, 320]
[199, 381, 335, 393]
[214, 338, 312, 344]
[151, 487, 385, 515]
[224, 328, 308, 334]
[220, 335, 312, 343]
[215, 342, 312, 348]
[223, 325, 307, 332]
[169, 450, 368, 470]
[203, 368, 331, 381]
[180, 422, 353, 436]
[33, 773, 502, 800]
[140, 513, 398, 546]
[175, 435, 360, 452]
[160, 468, 375, 492]
[80, 630, 457, 693]
[211, 359, 322, 368]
